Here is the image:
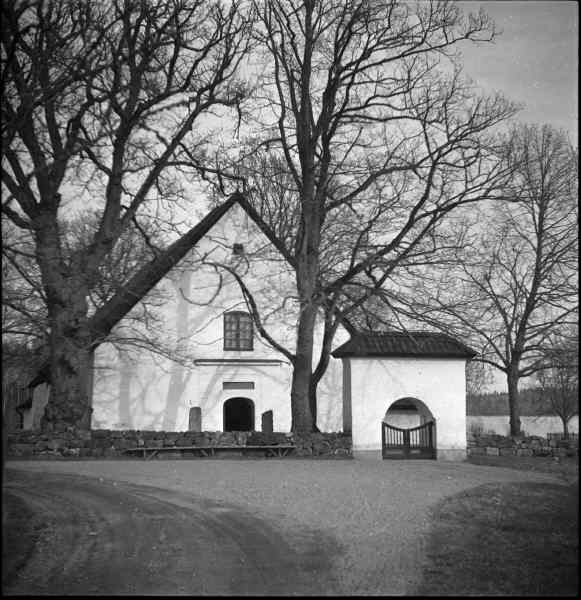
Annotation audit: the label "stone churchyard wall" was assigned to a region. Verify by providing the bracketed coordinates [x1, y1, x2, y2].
[468, 432, 579, 458]
[9, 428, 577, 460]
[6, 429, 352, 459]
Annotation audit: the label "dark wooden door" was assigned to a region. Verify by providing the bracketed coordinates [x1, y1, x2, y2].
[223, 397, 255, 431]
[382, 421, 436, 459]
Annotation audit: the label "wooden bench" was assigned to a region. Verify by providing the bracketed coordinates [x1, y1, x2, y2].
[123, 444, 296, 460]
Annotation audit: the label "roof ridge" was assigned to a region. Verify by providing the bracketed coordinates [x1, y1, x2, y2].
[354, 329, 450, 337]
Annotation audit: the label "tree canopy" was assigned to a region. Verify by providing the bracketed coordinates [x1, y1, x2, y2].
[2, 1, 576, 435]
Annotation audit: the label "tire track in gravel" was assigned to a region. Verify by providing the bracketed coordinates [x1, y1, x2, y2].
[3, 469, 341, 596]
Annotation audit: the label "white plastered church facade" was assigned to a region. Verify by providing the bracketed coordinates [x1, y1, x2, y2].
[29, 203, 475, 460]
[91, 203, 345, 435]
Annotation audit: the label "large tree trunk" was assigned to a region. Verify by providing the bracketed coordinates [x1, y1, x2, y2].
[308, 379, 321, 433]
[34, 208, 94, 432]
[290, 302, 318, 433]
[291, 179, 321, 433]
[40, 302, 94, 432]
[561, 417, 569, 440]
[507, 367, 521, 437]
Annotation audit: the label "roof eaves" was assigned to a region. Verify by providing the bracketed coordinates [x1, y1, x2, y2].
[331, 330, 477, 359]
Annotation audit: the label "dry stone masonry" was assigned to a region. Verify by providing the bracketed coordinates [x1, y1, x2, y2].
[8, 429, 576, 460]
[468, 432, 579, 458]
[6, 429, 352, 459]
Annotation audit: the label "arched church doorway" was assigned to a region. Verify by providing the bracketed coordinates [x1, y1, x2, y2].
[223, 397, 255, 431]
[382, 397, 436, 459]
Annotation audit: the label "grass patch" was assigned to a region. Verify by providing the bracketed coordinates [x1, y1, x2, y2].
[468, 453, 579, 482]
[417, 481, 578, 596]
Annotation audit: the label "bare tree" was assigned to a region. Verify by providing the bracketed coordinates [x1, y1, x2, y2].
[537, 331, 578, 439]
[2, 0, 252, 431]
[399, 124, 578, 436]
[233, 0, 518, 432]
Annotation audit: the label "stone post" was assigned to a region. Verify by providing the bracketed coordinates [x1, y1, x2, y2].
[261, 410, 273, 434]
[189, 407, 202, 432]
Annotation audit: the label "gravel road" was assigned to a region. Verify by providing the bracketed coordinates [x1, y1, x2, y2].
[3, 459, 564, 595]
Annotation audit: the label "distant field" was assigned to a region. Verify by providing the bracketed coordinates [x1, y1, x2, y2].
[467, 389, 550, 415]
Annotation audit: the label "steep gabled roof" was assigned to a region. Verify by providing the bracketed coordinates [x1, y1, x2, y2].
[332, 330, 477, 359]
[29, 193, 297, 387]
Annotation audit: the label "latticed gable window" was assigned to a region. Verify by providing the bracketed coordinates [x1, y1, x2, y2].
[223, 311, 253, 351]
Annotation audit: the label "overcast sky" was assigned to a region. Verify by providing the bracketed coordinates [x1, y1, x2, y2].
[452, 2, 578, 392]
[457, 0, 578, 141]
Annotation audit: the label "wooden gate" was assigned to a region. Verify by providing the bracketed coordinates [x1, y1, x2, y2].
[382, 421, 436, 459]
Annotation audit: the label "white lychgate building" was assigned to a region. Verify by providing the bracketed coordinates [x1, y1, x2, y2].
[24, 202, 476, 460]
[332, 332, 476, 460]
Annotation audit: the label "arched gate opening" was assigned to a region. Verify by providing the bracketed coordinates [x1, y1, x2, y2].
[382, 397, 436, 459]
